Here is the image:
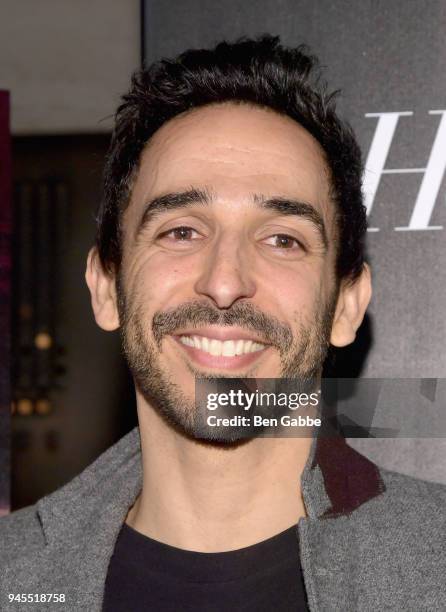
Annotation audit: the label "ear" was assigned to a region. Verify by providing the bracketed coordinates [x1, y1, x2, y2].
[85, 247, 120, 331]
[330, 264, 372, 347]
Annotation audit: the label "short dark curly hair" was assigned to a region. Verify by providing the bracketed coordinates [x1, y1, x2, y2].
[96, 34, 367, 283]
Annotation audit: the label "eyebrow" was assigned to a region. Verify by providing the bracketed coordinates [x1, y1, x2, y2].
[253, 194, 328, 249]
[135, 188, 328, 249]
[135, 188, 211, 239]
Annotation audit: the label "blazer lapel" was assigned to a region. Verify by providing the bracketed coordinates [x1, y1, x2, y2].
[298, 434, 386, 611]
[2, 429, 143, 611]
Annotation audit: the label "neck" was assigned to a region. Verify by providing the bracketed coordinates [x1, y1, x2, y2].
[126, 394, 313, 552]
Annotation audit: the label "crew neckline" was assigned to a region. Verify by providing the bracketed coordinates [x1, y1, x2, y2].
[117, 522, 300, 583]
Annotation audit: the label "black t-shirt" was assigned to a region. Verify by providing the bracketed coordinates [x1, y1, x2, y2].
[103, 522, 309, 611]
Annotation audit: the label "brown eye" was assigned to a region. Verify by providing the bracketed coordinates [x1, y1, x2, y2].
[266, 234, 303, 250]
[172, 227, 193, 240]
[159, 226, 198, 241]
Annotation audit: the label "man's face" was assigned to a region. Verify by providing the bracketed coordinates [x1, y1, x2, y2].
[116, 102, 339, 440]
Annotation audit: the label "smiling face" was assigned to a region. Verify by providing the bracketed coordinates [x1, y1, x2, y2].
[87, 102, 364, 442]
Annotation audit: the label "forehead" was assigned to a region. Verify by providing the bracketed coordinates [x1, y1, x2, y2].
[129, 102, 333, 220]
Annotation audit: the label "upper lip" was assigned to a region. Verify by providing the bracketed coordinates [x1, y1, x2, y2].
[172, 326, 269, 344]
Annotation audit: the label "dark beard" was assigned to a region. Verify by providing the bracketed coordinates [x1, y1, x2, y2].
[116, 274, 337, 444]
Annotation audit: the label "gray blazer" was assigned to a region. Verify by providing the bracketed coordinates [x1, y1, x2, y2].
[1, 426, 445, 611]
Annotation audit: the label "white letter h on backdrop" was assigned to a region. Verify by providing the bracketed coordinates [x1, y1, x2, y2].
[363, 110, 446, 231]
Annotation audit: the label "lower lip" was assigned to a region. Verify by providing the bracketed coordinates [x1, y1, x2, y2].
[171, 336, 270, 370]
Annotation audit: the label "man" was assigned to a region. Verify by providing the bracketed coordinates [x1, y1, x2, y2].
[1, 35, 445, 611]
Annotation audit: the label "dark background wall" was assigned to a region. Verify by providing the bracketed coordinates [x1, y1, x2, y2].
[143, 0, 446, 482]
[11, 136, 136, 509]
[1, 1, 140, 510]
[0, 91, 11, 515]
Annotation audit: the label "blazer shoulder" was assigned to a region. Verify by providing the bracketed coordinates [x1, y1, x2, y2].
[381, 467, 446, 506]
[370, 466, 446, 533]
[0, 505, 45, 564]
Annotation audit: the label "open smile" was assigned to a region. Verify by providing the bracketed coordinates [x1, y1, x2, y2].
[170, 328, 271, 370]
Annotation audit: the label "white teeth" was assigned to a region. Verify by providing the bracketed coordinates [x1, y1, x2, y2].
[181, 336, 194, 347]
[209, 339, 222, 356]
[222, 340, 236, 356]
[179, 335, 266, 356]
[235, 339, 244, 355]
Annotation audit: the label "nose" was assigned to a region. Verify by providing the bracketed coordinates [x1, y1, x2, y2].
[193, 233, 256, 309]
